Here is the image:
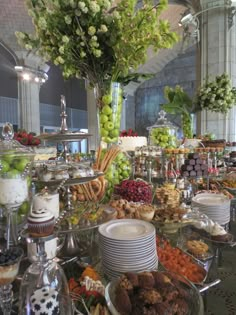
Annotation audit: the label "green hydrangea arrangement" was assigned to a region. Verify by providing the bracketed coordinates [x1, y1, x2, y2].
[195, 73, 236, 114]
[16, 0, 178, 96]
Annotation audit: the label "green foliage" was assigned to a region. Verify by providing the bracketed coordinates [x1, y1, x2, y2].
[16, 0, 178, 94]
[162, 85, 193, 138]
[195, 73, 236, 114]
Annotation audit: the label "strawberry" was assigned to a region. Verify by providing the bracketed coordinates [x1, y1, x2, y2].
[20, 137, 29, 145]
[27, 134, 34, 144]
[31, 138, 41, 146]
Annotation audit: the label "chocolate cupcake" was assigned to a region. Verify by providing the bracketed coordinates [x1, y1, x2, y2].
[27, 209, 55, 237]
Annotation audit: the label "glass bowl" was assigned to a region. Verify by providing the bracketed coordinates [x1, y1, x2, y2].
[105, 271, 204, 315]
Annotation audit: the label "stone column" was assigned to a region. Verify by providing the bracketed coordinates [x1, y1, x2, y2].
[15, 53, 48, 134]
[199, 0, 236, 141]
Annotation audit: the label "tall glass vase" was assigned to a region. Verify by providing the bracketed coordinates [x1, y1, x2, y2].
[97, 82, 123, 145]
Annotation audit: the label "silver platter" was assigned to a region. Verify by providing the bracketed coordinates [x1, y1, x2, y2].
[38, 132, 92, 142]
[35, 171, 103, 187]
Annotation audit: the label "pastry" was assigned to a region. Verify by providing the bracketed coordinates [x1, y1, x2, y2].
[27, 208, 55, 237]
[187, 240, 209, 256]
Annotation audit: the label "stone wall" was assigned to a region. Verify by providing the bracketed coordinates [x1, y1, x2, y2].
[133, 46, 197, 137]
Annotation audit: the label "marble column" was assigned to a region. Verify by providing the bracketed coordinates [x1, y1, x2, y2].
[15, 53, 48, 134]
[199, 0, 236, 141]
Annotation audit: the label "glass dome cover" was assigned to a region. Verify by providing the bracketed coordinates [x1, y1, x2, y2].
[147, 110, 178, 148]
[0, 123, 35, 158]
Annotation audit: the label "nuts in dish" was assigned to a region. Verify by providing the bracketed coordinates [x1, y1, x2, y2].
[186, 240, 209, 256]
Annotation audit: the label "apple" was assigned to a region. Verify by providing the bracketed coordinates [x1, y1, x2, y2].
[14, 157, 30, 172]
[100, 114, 109, 124]
[8, 169, 20, 178]
[102, 105, 112, 115]
[102, 94, 112, 106]
[3, 152, 15, 164]
[18, 201, 30, 215]
[100, 128, 109, 137]
[104, 121, 114, 131]
[0, 160, 10, 173]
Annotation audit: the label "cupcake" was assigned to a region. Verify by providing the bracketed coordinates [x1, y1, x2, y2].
[27, 209, 55, 237]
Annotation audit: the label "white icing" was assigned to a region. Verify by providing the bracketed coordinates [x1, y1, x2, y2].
[193, 219, 227, 235]
[28, 208, 54, 223]
[0, 178, 28, 206]
[33, 193, 60, 219]
[118, 137, 147, 152]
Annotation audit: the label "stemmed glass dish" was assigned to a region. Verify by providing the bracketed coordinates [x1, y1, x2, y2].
[0, 123, 34, 248]
[0, 247, 24, 315]
[19, 232, 72, 315]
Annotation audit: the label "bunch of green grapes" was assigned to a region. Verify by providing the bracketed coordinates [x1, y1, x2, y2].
[195, 73, 236, 114]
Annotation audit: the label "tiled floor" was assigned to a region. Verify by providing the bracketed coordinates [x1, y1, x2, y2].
[205, 221, 236, 315]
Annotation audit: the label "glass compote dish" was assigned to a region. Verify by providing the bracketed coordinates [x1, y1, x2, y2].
[0, 246, 24, 315]
[0, 123, 35, 248]
[19, 232, 72, 315]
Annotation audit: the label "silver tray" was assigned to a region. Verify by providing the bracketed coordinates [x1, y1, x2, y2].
[35, 171, 103, 187]
[38, 132, 92, 142]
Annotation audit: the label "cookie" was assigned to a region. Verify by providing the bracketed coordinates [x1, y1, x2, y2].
[187, 240, 209, 256]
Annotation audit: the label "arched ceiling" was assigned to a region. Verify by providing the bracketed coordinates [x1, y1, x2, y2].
[0, 0, 199, 94]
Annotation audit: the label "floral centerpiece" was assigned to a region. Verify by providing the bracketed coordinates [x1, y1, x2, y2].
[195, 73, 236, 114]
[16, 0, 178, 143]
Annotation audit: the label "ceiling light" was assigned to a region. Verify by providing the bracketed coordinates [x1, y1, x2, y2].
[22, 72, 31, 81]
[34, 77, 40, 83]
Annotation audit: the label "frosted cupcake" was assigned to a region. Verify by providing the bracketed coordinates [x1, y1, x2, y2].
[27, 209, 55, 237]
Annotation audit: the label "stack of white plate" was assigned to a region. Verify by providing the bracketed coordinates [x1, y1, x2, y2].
[192, 193, 231, 225]
[98, 219, 158, 279]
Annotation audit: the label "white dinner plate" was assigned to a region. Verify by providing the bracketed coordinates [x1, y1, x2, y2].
[98, 219, 155, 240]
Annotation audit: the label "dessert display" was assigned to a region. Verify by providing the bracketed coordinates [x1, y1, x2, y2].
[180, 152, 208, 177]
[0, 247, 23, 285]
[27, 209, 55, 237]
[156, 236, 207, 284]
[191, 219, 233, 243]
[32, 146, 57, 161]
[155, 185, 180, 208]
[30, 286, 59, 315]
[186, 240, 209, 256]
[33, 191, 60, 219]
[109, 199, 156, 221]
[114, 179, 153, 203]
[108, 271, 203, 315]
[147, 110, 177, 148]
[118, 131, 147, 152]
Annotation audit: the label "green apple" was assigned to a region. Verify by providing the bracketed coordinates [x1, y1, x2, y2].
[8, 169, 20, 178]
[102, 105, 112, 115]
[14, 157, 30, 172]
[104, 121, 114, 131]
[19, 201, 30, 215]
[3, 152, 15, 164]
[122, 170, 130, 179]
[102, 94, 112, 106]
[0, 160, 10, 173]
[100, 128, 109, 137]
[100, 114, 109, 124]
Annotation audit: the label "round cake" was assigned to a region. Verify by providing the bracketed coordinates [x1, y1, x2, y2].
[27, 209, 55, 237]
[118, 136, 147, 152]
